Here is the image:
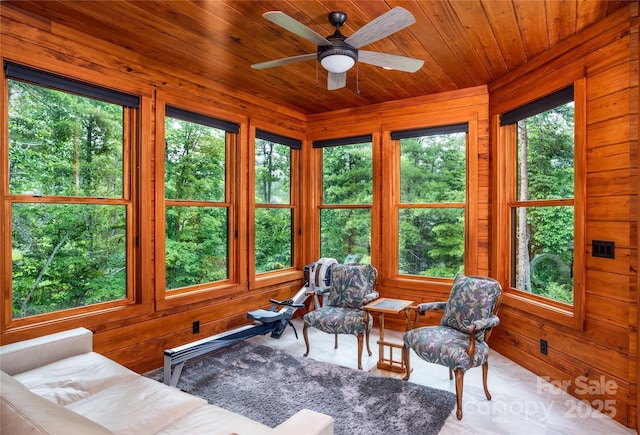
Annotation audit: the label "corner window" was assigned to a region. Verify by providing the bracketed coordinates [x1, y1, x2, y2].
[5, 62, 139, 319]
[314, 135, 372, 264]
[393, 124, 468, 278]
[163, 106, 238, 291]
[502, 86, 576, 305]
[496, 81, 586, 329]
[254, 130, 299, 274]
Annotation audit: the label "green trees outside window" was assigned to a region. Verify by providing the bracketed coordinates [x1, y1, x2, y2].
[254, 138, 293, 273]
[164, 114, 229, 290]
[513, 102, 575, 304]
[8, 80, 129, 318]
[398, 131, 466, 278]
[320, 143, 372, 264]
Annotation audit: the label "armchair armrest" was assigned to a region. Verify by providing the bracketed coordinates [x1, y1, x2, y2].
[470, 315, 500, 331]
[416, 301, 447, 315]
[308, 286, 332, 311]
[465, 315, 500, 358]
[405, 301, 447, 329]
[314, 285, 331, 295]
[363, 291, 380, 305]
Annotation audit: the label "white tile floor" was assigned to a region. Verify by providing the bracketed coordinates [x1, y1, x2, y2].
[250, 318, 634, 435]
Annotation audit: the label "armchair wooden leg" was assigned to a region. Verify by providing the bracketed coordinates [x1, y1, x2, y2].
[356, 333, 364, 370]
[303, 323, 310, 357]
[482, 362, 492, 400]
[365, 327, 373, 356]
[402, 345, 411, 381]
[449, 368, 453, 380]
[334, 334, 339, 349]
[454, 368, 464, 420]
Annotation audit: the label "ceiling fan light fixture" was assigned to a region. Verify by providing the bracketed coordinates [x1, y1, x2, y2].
[320, 54, 356, 73]
[318, 42, 358, 73]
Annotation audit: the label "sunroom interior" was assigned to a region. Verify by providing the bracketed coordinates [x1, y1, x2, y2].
[1, 0, 638, 430]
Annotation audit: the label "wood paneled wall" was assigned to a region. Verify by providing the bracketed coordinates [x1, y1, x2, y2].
[1, 2, 638, 430]
[488, 5, 638, 428]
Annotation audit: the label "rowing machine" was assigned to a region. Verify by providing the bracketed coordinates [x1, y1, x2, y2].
[163, 258, 337, 386]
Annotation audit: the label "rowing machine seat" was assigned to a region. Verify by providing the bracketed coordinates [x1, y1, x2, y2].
[247, 309, 283, 323]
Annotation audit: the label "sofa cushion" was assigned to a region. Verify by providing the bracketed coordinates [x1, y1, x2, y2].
[14, 351, 139, 406]
[0, 327, 92, 376]
[1, 370, 113, 435]
[66, 376, 207, 434]
[156, 404, 273, 434]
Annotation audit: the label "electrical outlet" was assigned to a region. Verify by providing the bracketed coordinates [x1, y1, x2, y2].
[192, 320, 200, 334]
[540, 339, 548, 355]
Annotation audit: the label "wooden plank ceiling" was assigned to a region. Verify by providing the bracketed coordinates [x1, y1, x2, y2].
[4, 0, 628, 115]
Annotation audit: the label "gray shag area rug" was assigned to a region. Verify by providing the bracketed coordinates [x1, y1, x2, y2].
[146, 341, 455, 434]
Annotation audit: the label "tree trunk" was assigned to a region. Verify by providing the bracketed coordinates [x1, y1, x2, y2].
[74, 120, 80, 195]
[517, 122, 532, 292]
[265, 142, 273, 203]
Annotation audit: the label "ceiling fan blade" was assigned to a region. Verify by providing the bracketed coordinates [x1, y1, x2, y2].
[327, 72, 347, 90]
[251, 53, 316, 70]
[263, 11, 332, 46]
[345, 7, 415, 49]
[358, 51, 424, 73]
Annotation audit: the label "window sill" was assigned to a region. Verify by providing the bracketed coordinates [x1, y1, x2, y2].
[252, 269, 303, 290]
[383, 276, 454, 293]
[156, 281, 242, 311]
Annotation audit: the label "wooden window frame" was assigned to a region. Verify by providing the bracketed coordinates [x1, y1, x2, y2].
[393, 124, 469, 282]
[315, 135, 375, 264]
[154, 92, 247, 310]
[249, 125, 303, 288]
[495, 78, 586, 330]
[380, 116, 479, 292]
[1, 65, 142, 329]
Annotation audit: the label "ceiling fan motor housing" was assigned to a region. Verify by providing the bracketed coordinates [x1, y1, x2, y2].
[317, 36, 358, 65]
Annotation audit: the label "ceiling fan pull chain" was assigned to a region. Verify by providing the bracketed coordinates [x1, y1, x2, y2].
[355, 64, 360, 95]
[315, 63, 319, 88]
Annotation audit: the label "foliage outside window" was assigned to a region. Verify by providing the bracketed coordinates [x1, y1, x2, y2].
[396, 127, 467, 278]
[7, 75, 133, 319]
[164, 108, 234, 290]
[316, 137, 372, 264]
[254, 132, 296, 273]
[507, 95, 575, 304]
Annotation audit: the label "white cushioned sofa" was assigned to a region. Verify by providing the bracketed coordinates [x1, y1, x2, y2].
[0, 327, 334, 434]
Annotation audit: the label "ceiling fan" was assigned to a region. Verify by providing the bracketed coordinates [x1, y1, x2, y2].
[251, 7, 424, 90]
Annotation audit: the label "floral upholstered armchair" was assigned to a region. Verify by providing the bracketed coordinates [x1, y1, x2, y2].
[302, 263, 379, 370]
[402, 274, 502, 420]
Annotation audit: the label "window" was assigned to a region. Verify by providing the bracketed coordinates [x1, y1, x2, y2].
[163, 106, 238, 291]
[497, 82, 585, 328]
[254, 129, 300, 274]
[4, 62, 139, 320]
[314, 135, 372, 264]
[393, 124, 468, 278]
[502, 86, 576, 304]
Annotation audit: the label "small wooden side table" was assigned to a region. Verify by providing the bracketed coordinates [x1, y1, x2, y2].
[364, 298, 414, 375]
